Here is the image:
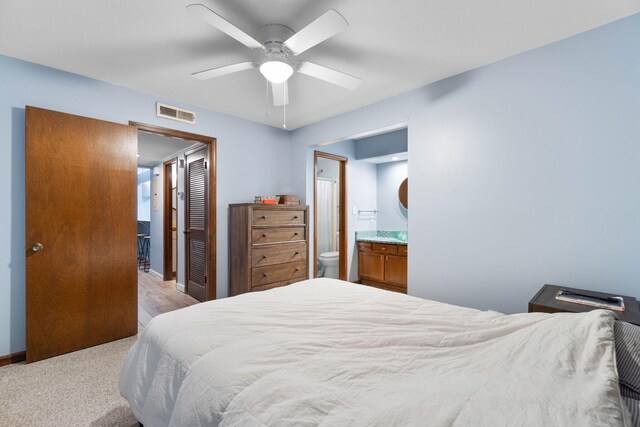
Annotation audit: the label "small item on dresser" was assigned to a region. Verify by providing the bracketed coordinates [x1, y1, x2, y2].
[555, 289, 625, 312]
[277, 195, 300, 205]
[254, 195, 279, 204]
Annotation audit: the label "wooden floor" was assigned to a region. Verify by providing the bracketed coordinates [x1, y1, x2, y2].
[138, 271, 199, 329]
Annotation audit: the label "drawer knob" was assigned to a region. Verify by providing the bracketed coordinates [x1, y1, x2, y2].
[293, 215, 299, 219]
[262, 274, 267, 277]
[295, 251, 300, 255]
[262, 255, 268, 259]
[261, 215, 267, 219]
[294, 232, 299, 236]
[262, 234, 267, 238]
[295, 268, 299, 272]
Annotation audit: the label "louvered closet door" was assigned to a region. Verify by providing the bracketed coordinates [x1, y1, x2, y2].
[185, 147, 208, 301]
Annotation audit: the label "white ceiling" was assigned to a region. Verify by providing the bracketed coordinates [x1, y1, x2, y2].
[1, 1, 638, 130]
[362, 152, 409, 165]
[137, 131, 203, 167]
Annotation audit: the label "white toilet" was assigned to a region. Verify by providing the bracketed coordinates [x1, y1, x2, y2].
[318, 251, 339, 279]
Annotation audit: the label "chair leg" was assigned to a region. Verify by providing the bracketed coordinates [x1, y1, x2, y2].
[137, 237, 143, 269]
[143, 238, 150, 272]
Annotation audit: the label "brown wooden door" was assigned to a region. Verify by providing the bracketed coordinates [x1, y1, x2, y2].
[185, 147, 209, 302]
[25, 106, 138, 363]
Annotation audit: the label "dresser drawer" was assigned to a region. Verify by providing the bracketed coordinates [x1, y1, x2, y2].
[252, 261, 306, 286]
[372, 243, 398, 255]
[251, 278, 305, 293]
[252, 243, 306, 267]
[253, 209, 305, 226]
[252, 227, 306, 245]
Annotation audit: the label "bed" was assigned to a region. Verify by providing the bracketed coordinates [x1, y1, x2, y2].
[119, 278, 634, 426]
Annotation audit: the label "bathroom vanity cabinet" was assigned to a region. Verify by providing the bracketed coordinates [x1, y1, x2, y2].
[357, 242, 407, 293]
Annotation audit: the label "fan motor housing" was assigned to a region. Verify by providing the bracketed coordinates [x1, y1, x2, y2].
[256, 24, 295, 57]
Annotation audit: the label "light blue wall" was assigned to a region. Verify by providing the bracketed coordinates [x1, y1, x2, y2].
[137, 168, 151, 222]
[355, 129, 408, 160]
[0, 54, 291, 356]
[313, 141, 377, 281]
[292, 13, 640, 314]
[149, 165, 163, 277]
[316, 157, 341, 180]
[376, 161, 408, 230]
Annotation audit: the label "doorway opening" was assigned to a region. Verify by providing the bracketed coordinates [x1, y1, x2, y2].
[311, 127, 408, 293]
[314, 151, 347, 280]
[133, 122, 217, 328]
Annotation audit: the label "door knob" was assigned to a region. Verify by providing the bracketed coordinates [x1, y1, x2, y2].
[31, 243, 43, 252]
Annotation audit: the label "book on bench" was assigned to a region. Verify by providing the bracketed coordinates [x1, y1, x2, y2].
[555, 289, 625, 312]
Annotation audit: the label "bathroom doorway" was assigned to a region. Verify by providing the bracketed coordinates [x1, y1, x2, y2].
[314, 151, 347, 280]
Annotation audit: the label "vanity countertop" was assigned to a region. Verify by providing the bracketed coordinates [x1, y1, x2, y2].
[356, 230, 407, 246]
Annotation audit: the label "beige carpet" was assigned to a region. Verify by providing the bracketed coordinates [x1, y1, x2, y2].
[0, 336, 139, 427]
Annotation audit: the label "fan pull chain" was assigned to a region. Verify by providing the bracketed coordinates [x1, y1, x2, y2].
[283, 83, 287, 129]
[265, 80, 270, 117]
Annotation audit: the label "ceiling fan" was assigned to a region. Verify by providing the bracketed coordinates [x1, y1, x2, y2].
[186, 4, 362, 108]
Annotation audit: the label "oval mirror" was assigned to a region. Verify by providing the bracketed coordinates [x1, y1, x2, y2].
[399, 178, 408, 209]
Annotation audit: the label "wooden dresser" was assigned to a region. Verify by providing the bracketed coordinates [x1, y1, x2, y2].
[229, 204, 309, 296]
[357, 242, 407, 293]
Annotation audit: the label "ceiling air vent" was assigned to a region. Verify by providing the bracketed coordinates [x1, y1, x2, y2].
[156, 102, 196, 124]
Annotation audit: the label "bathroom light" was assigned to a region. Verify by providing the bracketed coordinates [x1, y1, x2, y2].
[391, 156, 399, 161]
[259, 60, 294, 84]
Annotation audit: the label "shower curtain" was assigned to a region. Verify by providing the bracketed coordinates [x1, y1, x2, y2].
[316, 179, 335, 256]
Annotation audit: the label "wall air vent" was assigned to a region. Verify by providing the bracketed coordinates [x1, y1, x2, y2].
[156, 102, 196, 124]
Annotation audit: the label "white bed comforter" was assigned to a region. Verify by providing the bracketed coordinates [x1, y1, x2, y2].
[120, 279, 628, 426]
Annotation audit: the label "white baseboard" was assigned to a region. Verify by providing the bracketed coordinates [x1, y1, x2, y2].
[176, 283, 185, 293]
[148, 269, 163, 278]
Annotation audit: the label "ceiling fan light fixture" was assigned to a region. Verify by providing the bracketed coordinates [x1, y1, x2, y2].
[259, 60, 294, 84]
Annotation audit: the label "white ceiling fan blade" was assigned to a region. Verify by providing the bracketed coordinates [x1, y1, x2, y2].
[191, 62, 257, 80]
[297, 61, 361, 90]
[284, 10, 348, 55]
[271, 81, 289, 106]
[186, 4, 264, 51]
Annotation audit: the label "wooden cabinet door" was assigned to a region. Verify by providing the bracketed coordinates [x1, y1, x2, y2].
[384, 255, 407, 286]
[359, 252, 385, 282]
